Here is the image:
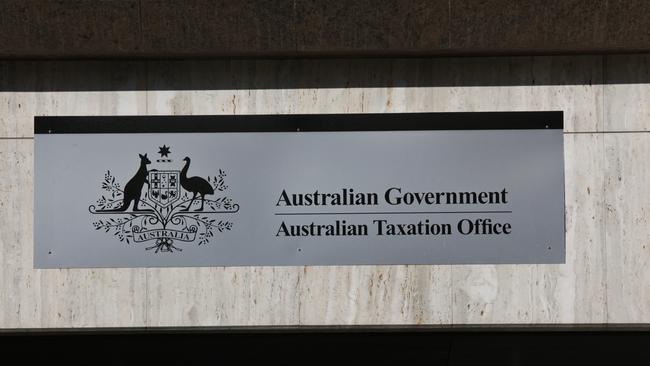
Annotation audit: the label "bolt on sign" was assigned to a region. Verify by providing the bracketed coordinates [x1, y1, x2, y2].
[34, 112, 565, 268]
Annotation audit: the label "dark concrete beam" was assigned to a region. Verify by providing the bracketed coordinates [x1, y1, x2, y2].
[0, 0, 142, 57]
[0, 0, 649, 59]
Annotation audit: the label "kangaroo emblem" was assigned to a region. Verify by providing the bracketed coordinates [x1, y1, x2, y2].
[109, 153, 152, 211]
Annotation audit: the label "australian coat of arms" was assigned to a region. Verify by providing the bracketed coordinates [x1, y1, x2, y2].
[88, 145, 239, 253]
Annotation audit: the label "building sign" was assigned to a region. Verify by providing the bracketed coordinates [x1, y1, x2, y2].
[34, 112, 565, 268]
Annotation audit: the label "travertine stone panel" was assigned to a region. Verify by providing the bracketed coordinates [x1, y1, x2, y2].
[298, 266, 452, 325]
[452, 134, 607, 324]
[0, 139, 38, 327]
[452, 265, 535, 324]
[605, 54, 650, 131]
[146, 56, 603, 132]
[0, 140, 147, 328]
[37, 267, 147, 328]
[531, 134, 606, 323]
[0, 61, 146, 138]
[605, 133, 650, 322]
[146, 267, 301, 327]
[0, 91, 39, 138]
[7, 55, 650, 328]
[428, 56, 603, 132]
[146, 60, 367, 116]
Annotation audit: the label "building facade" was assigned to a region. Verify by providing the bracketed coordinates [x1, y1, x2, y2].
[0, 1, 649, 362]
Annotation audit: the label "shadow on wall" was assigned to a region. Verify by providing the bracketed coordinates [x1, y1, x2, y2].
[0, 54, 649, 92]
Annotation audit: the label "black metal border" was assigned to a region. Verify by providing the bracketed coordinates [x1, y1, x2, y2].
[2, 323, 650, 335]
[34, 112, 563, 134]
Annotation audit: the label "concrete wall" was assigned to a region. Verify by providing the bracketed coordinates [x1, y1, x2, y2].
[0, 54, 648, 328]
[2, 1, 650, 58]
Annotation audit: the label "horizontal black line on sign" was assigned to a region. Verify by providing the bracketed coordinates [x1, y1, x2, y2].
[275, 211, 513, 216]
[34, 112, 563, 134]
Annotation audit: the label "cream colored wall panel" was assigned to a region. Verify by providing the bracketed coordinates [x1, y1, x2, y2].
[147, 87, 412, 117]
[145, 57, 602, 132]
[429, 86, 602, 134]
[425, 57, 603, 132]
[0, 139, 39, 327]
[0, 61, 147, 138]
[37, 268, 147, 328]
[0, 57, 605, 138]
[605, 133, 650, 323]
[7, 55, 650, 328]
[0, 140, 147, 328]
[0, 93, 38, 138]
[452, 265, 535, 324]
[605, 55, 650, 131]
[531, 134, 607, 323]
[393, 56, 601, 133]
[298, 266, 452, 325]
[146, 60, 365, 116]
[146, 267, 301, 327]
[147, 89, 306, 116]
[0, 89, 147, 138]
[145, 264, 451, 327]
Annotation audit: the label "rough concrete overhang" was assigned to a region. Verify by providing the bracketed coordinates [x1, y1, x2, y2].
[1, 0, 649, 59]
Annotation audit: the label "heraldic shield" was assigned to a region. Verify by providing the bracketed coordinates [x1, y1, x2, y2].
[149, 170, 180, 207]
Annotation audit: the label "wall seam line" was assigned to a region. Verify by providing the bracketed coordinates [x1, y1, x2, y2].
[601, 53, 609, 324]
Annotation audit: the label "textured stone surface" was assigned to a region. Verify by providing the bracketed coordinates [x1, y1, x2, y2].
[144, 56, 604, 132]
[0, 1, 649, 57]
[605, 0, 650, 50]
[604, 133, 650, 323]
[140, 0, 296, 56]
[297, 266, 452, 325]
[533, 134, 607, 323]
[452, 265, 535, 324]
[0, 61, 146, 137]
[450, 1, 608, 52]
[425, 56, 604, 132]
[0, 0, 141, 57]
[146, 267, 301, 326]
[1, 55, 650, 328]
[295, 0, 448, 53]
[0, 140, 37, 327]
[605, 54, 650, 131]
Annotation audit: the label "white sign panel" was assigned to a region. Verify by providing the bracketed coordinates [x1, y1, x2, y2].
[34, 113, 565, 268]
